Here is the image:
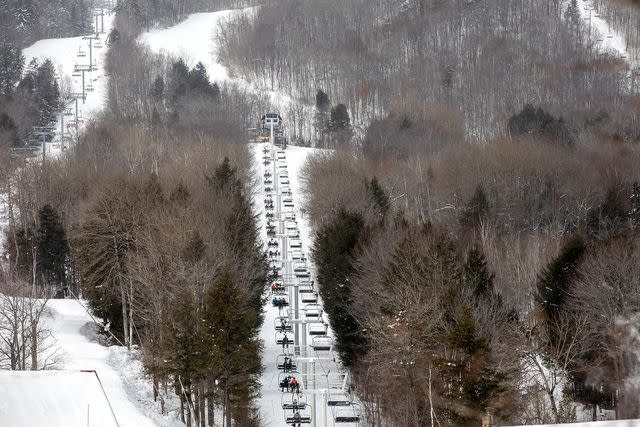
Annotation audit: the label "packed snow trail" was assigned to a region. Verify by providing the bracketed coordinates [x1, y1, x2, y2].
[45, 299, 181, 426]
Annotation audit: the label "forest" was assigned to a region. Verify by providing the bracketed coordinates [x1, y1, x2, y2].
[0, 0, 639, 425]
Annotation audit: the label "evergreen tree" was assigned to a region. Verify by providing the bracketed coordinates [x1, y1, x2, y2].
[367, 176, 390, 217]
[169, 59, 189, 104]
[204, 268, 262, 425]
[37, 204, 69, 290]
[464, 247, 495, 300]
[315, 89, 330, 111]
[209, 157, 239, 193]
[439, 306, 506, 423]
[459, 184, 490, 231]
[169, 181, 191, 205]
[189, 62, 210, 93]
[107, 28, 120, 45]
[564, 0, 583, 43]
[34, 59, 60, 125]
[535, 234, 586, 345]
[0, 42, 24, 95]
[150, 75, 164, 102]
[329, 103, 351, 131]
[312, 210, 367, 366]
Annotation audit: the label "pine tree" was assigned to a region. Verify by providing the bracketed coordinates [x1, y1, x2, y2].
[535, 234, 586, 345]
[209, 157, 239, 193]
[0, 42, 24, 95]
[37, 204, 69, 290]
[315, 89, 330, 111]
[312, 210, 367, 366]
[464, 247, 495, 300]
[204, 268, 262, 426]
[34, 59, 60, 125]
[564, 0, 582, 43]
[329, 103, 350, 131]
[150, 75, 164, 102]
[367, 176, 390, 217]
[169, 59, 189, 104]
[459, 184, 490, 231]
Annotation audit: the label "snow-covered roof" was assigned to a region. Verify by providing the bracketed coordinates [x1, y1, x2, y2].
[0, 370, 119, 427]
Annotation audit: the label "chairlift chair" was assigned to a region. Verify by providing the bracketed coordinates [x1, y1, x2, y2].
[309, 322, 327, 336]
[301, 292, 318, 304]
[281, 393, 308, 410]
[277, 354, 298, 372]
[275, 317, 293, 332]
[334, 407, 360, 423]
[311, 336, 333, 352]
[276, 331, 294, 346]
[305, 304, 323, 318]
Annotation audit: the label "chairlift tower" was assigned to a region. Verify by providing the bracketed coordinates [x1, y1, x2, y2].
[82, 34, 100, 75]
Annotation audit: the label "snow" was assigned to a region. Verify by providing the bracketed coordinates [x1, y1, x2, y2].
[22, 11, 114, 158]
[573, 0, 640, 86]
[138, 7, 318, 143]
[44, 299, 181, 426]
[0, 370, 119, 427]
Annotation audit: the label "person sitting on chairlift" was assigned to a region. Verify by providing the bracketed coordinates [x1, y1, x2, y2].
[282, 334, 290, 349]
[271, 283, 277, 294]
[290, 376, 300, 394]
[292, 410, 302, 427]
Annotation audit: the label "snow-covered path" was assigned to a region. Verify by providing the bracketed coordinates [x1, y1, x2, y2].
[45, 299, 181, 426]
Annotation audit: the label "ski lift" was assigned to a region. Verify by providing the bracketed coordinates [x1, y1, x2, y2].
[301, 292, 318, 304]
[309, 322, 327, 336]
[275, 317, 292, 333]
[264, 177, 273, 185]
[298, 283, 314, 294]
[334, 406, 360, 423]
[277, 354, 298, 372]
[305, 304, 323, 318]
[311, 336, 333, 352]
[327, 392, 353, 407]
[72, 71, 82, 77]
[77, 47, 87, 57]
[272, 296, 289, 308]
[281, 393, 307, 410]
[276, 332, 294, 345]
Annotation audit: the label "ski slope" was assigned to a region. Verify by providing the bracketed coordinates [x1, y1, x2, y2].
[22, 11, 114, 158]
[45, 299, 181, 426]
[138, 7, 317, 143]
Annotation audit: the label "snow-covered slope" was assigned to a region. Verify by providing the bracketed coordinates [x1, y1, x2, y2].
[22, 12, 114, 157]
[139, 7, 317, 142]
[45, 299, 181, 426]
[0, 370, 119, 427]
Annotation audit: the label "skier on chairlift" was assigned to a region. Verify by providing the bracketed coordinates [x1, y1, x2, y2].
[290, 376, 300, 394]
[291, 410, 302, 427]
[271, 283, 277, 294]
[282, 334, 290, 349]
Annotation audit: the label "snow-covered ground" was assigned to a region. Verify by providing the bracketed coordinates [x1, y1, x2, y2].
[0, 370, 119, 427]
[138, 7, 318, 143]
[22, 11, 114, 158]
[45, 299, 181, 426]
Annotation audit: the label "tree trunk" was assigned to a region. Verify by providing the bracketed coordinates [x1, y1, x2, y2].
[120, 283, 129, 348]
[592, 404, 597, 421]
[207, 377, 214, 427]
